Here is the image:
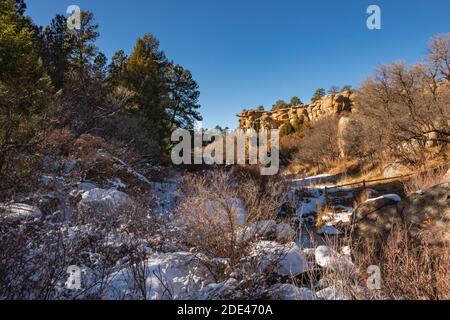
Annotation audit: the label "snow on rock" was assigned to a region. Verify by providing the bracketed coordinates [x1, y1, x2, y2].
[103, 252, 214, 300]
[239, 220, 277, 241]
[150, 175, 181, 214]
[109, 178, 126, 190]
[317, 225, 343, 236]
[78, 188, 131, 213]
[365, 194, 402, 203]
[315, 246, 355, 276]
[0, 203, 42, 221]
[267, 284, 315, 300]
[249, 241, 309, 277]
[239, 220, 294, 242]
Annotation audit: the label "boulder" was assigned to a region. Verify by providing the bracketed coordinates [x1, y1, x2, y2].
[383, 162, 410, 178]
[249, 241, 309, 277]
[398, 182, 450, 249]
[352, 183, 450, 251]
[352, 196, 402, 246]
[315, 246, 355, 276]
[77, 188, 132, 221]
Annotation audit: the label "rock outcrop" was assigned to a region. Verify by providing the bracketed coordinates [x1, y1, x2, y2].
[237, 91, 356, 130]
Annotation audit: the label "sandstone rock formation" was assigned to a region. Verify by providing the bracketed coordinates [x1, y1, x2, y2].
[338, 116, 364, 158]
[237, 90, 356, 130]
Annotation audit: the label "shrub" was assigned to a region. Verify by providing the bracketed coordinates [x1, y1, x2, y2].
[279, 122, 295, 137]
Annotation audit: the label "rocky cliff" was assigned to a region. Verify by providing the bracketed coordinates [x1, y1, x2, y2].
[237, 90, 357, 130]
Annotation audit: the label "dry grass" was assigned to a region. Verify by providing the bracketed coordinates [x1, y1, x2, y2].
[306, 225, 450, 300]
[403, 165, 448, 195]
[315, 203, 331, 229]
[353, 226, 450, 300]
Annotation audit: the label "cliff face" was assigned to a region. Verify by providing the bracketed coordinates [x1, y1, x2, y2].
[237, 90, 356, 130]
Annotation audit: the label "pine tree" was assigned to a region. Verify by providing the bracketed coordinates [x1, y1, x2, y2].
[120, 34, 169, 148]
[290, 96, 302, 106]
[311, 88, 326, 102]
[271, 100, 289, 111]
[166, 64, 202, 130]
[36, 14, 72, 90]
[107, 50, 127, 86]
[0, 0, 51, 180]
[67, 11, 99, 77]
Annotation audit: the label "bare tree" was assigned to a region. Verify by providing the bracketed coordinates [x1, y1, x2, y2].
[358, 34, 450, 163]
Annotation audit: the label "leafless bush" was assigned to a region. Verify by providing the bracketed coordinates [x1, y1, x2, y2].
[175, 170, 289, 275]
[292, 116, 340, 171]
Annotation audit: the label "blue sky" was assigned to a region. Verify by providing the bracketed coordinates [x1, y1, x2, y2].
[25, 0, 450, 129]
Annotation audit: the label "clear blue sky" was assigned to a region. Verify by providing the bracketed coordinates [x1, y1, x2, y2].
[25, 0, 450, 129]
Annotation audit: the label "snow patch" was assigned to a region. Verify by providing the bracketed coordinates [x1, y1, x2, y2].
[315, 246, 355, 275]
[103, 252, 214, 300]
[365, 194, 402, 203]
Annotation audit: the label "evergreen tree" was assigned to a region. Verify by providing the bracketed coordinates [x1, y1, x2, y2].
[67, 11, 100, 77]
[290, 96, 302, 106]
[37, 14, 72, 90]
[279, 122, 295, 137]
[120, 34, 169, 148]
[107, 50, 127, 86]
[166, 63, 202, 130]
[311, 88, 326, 102]
[271, 100, 289, 111]
[0, 0, 51, 179]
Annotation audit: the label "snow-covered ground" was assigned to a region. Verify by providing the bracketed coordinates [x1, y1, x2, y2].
[0, 165, 405, 300]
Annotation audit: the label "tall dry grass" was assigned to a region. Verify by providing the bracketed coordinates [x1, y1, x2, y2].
[403, 166, 448, 195]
